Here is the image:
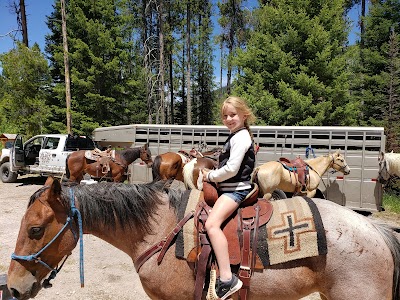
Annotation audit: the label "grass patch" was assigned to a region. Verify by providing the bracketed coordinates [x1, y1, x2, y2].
[383, 192, 400, 213]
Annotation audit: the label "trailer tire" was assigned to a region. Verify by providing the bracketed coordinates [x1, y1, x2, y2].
[0, 162, 18, 183]
[271, 189, 287, 200]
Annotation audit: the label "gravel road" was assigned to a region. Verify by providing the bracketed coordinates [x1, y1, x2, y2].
[7, 175, 397, 299]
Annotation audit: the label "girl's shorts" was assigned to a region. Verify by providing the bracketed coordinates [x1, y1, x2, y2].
[220, 188, 251, 204]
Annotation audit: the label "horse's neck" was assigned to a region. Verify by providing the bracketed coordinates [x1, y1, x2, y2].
[386, 154, 400, 176]
[83, 200, 175, 260]
[306, 155, 332, 176]
[121, 148, 140, 164]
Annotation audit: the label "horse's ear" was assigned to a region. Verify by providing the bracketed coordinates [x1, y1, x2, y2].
[144, 143, 149, 149]
[45, 176, 62, 200]
[379, 151, 385, 161]
[45, 176, 55, 186]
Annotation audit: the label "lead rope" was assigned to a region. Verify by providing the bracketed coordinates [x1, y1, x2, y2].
[69, 188, 85, 287]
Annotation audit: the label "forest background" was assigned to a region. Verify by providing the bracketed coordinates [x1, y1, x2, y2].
[0, 0, 399, 152]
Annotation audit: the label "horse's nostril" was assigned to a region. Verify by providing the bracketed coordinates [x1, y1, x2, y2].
[11, 287, 21, 298]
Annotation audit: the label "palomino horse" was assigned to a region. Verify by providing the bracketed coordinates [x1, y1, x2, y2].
[7, 178, 400, 300]
[253, 150, 350, 200]
[378, 151, 400, 184]
[66, 143, 153, 183]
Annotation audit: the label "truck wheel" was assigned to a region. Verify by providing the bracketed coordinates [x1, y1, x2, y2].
[0, 162, 18, 183]
[271, 189, 287, 200]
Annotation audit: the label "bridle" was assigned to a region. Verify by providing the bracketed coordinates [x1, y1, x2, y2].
[11, 189, 85, 288]
[330, 154, 349, 175]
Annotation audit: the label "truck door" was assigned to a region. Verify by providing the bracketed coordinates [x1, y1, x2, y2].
[39, 137, 65, 173]
[11, 135, 24, 169]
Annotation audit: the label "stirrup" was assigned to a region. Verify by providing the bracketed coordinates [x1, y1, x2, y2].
[206, 269, 219, 300]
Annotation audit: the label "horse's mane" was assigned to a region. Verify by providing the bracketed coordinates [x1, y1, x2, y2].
[151, 155, 163, 181]
[29, 180, 184, 235]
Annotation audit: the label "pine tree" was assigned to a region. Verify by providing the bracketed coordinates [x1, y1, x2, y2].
[234, 0, 357, 126]
[45, 0, 147, 135]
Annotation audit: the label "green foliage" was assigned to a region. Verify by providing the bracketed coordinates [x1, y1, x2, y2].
[383, 192, 400, 214]
[45, 0, 147, 135]
[233, 0, 358, 126]
[0, 43, 51, 136]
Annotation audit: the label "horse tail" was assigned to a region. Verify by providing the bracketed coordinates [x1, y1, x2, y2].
[371, 220, 400, 299]
[65, 154, 71, 179]
[152, 155, 162, 182]
[183, 158, 196, 189]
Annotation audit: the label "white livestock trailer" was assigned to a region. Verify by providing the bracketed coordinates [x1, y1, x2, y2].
[92, 124, 385, 212]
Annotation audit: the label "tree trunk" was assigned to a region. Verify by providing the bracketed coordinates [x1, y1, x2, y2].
[360, 0, 366, 48]
[19, 0, 28, 47]
[61, 0, 72, 134]
[186, 0, 192, 125]
[158, 0, 165, 124]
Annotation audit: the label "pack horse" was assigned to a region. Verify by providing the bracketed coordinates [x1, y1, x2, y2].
[7, 178, 400, 300]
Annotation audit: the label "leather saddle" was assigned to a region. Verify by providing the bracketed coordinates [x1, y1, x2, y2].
[84, 148, 115, 174]
[191, 182, 273, 300]
[279, 156, 309, 193]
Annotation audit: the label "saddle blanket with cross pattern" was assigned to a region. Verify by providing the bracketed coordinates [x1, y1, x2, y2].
[257, 196, 327, 266]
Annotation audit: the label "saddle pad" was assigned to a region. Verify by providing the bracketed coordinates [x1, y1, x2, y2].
[257, 196, 327, 266]
[176, 189, 203, 259]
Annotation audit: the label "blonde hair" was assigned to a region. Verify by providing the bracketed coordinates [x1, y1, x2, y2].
[221, 96, 255, 140]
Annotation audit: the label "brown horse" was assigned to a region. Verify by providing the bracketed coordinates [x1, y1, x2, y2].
[7, 177, 400, 300]
[252, 150, 350, 200]
[66, 143, 153, 182]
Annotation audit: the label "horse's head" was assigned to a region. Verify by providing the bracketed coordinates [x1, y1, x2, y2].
[378, 151, 390, 184]
[331, 150, 350, 175]
[8, 177, 78, 300]
[140, 143, 153, 168]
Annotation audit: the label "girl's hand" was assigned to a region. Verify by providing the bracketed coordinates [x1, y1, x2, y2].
[201, 168, 210, 182]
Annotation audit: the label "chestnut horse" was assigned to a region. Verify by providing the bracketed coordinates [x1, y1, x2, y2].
[7, 178, 400, 300]
[252, 150, 350, 200]
[152, 148, 221, 187]
[66, 143, 153, 183]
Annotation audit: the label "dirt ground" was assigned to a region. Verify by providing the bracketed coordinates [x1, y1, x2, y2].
[1, 176, 398, 300]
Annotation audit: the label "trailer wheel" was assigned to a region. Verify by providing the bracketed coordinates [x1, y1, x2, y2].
[271, 189, 287, 200]
[0, 162, 18, 183]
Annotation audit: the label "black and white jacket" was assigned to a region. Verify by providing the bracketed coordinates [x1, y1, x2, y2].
[207, 128, 255, 191]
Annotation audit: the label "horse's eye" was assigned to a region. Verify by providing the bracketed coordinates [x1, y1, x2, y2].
[30, 227, 43, 238]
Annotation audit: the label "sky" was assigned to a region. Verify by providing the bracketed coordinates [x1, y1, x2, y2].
[0, 0, 363, 84]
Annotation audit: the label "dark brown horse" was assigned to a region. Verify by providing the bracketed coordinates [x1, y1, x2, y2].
[7, 177, 400, 300]
[66, 143, 153, 183]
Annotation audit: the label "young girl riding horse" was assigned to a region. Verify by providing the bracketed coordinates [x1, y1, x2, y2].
[201, 96, 255, 300]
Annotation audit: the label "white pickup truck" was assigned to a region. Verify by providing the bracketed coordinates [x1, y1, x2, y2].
[0, 134, 95, 183]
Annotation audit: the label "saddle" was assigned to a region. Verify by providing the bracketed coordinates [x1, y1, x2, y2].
[134, 184, 273, 300]
[84, 148, 116, 174]
[279, 156, 309, 194]
[192, 182, 273, 300]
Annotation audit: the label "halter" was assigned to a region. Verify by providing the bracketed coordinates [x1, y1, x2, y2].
[11, 188, 85, 288]
[329, 154, 349, 174]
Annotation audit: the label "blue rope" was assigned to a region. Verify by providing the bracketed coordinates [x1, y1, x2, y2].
[305, 147, 316, 158]
[69, 188, 85, 288]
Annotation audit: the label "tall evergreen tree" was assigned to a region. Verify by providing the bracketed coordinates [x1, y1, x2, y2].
[45, 0, 146, 135]
[0, 43, 51, 135]
[234, 0, 357, 126]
